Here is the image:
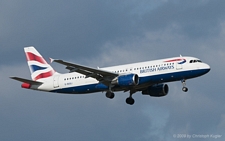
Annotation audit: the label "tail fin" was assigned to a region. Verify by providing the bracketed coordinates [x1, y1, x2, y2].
[24, 46, 55, 81]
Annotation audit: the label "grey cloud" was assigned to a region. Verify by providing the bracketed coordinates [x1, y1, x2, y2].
[0, 0, 139, 65]
[1, 0, 225, 141]
[141, 0, 225, 39]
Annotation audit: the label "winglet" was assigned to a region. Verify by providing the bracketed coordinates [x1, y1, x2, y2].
[50, 58, 55, 63]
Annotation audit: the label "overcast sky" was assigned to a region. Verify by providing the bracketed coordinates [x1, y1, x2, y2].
[1, 0, 225, 141]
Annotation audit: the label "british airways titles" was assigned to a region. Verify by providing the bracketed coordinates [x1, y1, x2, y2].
[140, 64, 175, 74]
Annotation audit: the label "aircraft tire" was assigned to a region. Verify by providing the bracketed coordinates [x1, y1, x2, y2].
[126, 97, 135, 105]
[106, 92, 115, 99]
[182, 87, 188, 92]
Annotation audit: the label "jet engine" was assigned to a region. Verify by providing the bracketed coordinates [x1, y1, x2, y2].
[142, 84, 169, 97]
[112, 74, 139, 86]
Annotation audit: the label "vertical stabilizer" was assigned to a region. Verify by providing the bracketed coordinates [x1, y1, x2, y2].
[24, 46, 55, 81]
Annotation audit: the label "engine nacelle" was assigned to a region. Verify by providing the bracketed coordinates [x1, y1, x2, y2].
[112, 74, 139, 86]
[142, 84, 169, 97]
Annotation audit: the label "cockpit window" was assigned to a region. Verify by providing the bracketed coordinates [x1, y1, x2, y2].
[190, 60, 202, 63]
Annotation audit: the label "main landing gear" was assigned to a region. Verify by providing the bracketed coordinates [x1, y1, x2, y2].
[105, 91, 115, 99]
[181, 79, 188, 92]
[126, 97, 135, 105]
[105, 90, 136, 105]
[105, 85, 115, 99]
[126, 90, 136, 105]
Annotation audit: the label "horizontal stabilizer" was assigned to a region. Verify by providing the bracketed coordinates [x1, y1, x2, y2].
[10, 77, 43, 85]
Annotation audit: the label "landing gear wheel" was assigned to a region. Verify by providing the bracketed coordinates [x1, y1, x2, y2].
[182, 87, 188, 92]
[181, 79, 188, 92]
[126, 97, 135, 105]
[105, 92, 115, 99]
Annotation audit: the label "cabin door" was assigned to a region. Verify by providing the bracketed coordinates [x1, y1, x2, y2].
[176, 62, 182, 70]
[53, 75, 60, 88]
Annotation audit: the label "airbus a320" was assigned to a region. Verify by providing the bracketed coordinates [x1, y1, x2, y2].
[11, 46, 210, 105]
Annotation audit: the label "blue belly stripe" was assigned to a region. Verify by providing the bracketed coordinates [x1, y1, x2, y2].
[50, 69, 210, 94]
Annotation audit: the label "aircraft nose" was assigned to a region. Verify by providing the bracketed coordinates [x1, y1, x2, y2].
[204, 63, 211, 73]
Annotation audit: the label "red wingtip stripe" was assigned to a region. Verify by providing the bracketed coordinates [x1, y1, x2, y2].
[26, 52, 47, 64]
[34, 70, 55, 81]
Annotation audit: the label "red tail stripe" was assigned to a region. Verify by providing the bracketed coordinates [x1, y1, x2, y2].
[34, 70, 54, 80]
[26, 52, 47, 64]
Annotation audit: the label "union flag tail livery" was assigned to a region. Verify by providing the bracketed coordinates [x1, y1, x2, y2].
[24, 47, 55, 81]
[11, 46, 210, 105]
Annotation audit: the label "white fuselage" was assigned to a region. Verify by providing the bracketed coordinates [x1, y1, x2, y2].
[34, 56, 210, 94]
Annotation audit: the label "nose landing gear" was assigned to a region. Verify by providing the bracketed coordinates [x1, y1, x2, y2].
[181, 79, 188, 92]
[182, 87, 188, 92]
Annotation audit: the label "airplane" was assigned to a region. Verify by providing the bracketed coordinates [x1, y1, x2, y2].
[10, 46, 210, 105]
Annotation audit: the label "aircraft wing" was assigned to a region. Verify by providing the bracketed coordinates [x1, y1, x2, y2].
[51, 59, 118, 84]
[10, 77, 43, 85]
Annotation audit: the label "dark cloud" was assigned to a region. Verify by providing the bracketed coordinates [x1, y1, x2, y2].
[0, 0, 140, 65]
[1, 0, 225, 141]
[141, 0, 225, 39]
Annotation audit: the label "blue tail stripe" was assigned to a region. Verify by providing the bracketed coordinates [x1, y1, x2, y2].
[30, 65, 47, 72]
